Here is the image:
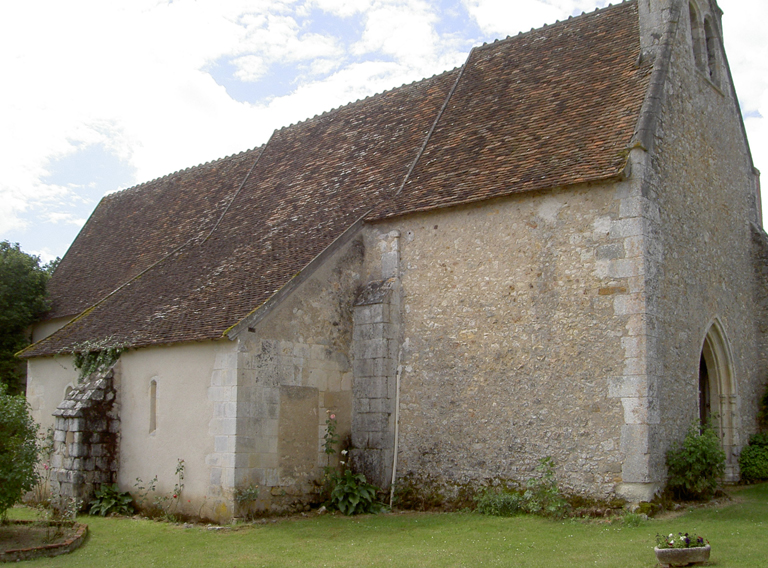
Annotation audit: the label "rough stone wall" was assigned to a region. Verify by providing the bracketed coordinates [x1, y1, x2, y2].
[643, 1, 764, 483]
[50, 368, 119, 504]
[751, 226, 768, 413]
[230, 237, 363, 515]
[365, 179, 643, 501]
[351, 276, 401, 489]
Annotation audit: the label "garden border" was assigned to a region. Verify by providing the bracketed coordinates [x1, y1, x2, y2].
[0, 521, 88, 563]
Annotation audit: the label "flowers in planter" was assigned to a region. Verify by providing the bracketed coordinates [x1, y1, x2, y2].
[655, 532, 708, 549]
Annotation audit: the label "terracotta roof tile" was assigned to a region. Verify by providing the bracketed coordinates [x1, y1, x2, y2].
[368, 1, 650, 219]
[23, 0, 651, 358]
[46, 150, 260, 319]
[24, 70, 459, 356]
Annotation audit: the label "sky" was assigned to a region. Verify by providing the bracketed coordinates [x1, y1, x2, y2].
[1, 0, 767, 263]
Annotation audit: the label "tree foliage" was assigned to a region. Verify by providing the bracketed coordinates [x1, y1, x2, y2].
[665, 421, 725, 500]
[0, 383, 40, 519]
[0, 241, 53, 394]
[739, 433, 768, 481]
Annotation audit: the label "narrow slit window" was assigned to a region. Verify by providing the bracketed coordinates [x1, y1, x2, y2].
[149, 379, 157, 434]
[689, 3, 704, 70]
[704, 17, 720, 84]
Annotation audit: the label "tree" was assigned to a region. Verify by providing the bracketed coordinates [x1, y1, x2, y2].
[0, 241, 52, 395]
[0, 383, 40, 519]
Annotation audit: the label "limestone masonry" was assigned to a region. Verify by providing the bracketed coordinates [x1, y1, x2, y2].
[23, 0, 768, 520]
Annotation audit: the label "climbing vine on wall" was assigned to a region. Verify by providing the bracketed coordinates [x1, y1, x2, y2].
[70, 338, 125, 382]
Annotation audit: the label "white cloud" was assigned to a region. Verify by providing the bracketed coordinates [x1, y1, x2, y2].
[1, 0, 767, 253]
[310, 0, 371, 18]
[233, 13, 341, 79]
[353, 1, 438, 62]
[719, 0, 768, 187]
[463, 0, 608, 37]
[43, 213, 88, 227]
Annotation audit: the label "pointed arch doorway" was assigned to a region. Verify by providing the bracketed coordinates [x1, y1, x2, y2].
[698, 320, 739, 481]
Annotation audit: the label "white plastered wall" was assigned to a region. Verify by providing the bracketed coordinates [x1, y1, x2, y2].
[26, 354, 78, 432]
[117, 340, 233, 520]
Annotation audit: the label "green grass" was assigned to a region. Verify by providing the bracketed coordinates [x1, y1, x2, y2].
[8, 483, 768, 567]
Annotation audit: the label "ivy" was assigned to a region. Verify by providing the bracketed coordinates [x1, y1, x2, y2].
[70, 338, 125, 382]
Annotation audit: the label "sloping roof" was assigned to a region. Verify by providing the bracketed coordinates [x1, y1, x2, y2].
[23, 0, 652, 358]
[369, 0, 650, 219]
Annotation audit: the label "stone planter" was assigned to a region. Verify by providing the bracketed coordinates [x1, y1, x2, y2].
[654, 544, 710, 567]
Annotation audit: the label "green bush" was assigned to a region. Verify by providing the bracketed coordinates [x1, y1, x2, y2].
[739, 433, 768, 481]
[475, 488, 523, 516]
[666, 421, 725, 500]
[475, 457, 568, 518]
[758, 386, 768, 430]
[89, 483, 135, 516]
[0, 383, 40, 519]
[329, 470, 382, 515]
[520, 457, 568, 517]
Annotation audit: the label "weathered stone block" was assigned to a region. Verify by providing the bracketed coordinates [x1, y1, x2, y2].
[358, 338, 389, 359]
[356, 412, 390, 434]
[353, 322, 395, 341]
[70, 443, 88, 458]
[366, 430, 394, 450]
[358, 303, 390, 325]
[351, 429, 368, 448]
[354, 377, 389, 399]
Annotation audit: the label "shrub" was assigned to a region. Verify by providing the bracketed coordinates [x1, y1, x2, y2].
[89, 484, 134, 516]
[758, 386, 768, 430]
[475, 457, 568, 518]
[520, 457, 568, 517]
[739, 433, 768, 481]
[329, 470, 381, 515]
[475, 488, 523, 516]
[666, 421, 725, 500]
[0, 383, 40, 519]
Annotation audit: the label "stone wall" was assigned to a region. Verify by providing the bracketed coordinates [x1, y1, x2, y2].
[643, 0, 765, 483]
[365, 179, 638, 501]
[351, 277, 400, 488]
[229, 236, 363, 515]
[50, 368, 119, 504]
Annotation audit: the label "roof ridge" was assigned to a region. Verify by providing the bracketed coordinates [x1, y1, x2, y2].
[474, 0, 634, 52]
[273, 67, 462, 134]
[105, 145, 264, 199]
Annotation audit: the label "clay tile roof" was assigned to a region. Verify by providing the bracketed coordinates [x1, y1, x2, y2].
[368, 1, 651, 220]
[22, 0, 651, 358]
[23, 70, 459, 356]
[45, 150, 260, 319]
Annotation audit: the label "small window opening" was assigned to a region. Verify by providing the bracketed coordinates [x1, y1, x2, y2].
[688, 3, 705, 71]
[149, 379, 157, 434]
[698, 354, 711, 426]
[704, 17, 719, 84]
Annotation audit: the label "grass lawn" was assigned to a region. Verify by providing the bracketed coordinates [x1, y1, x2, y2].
[7, 483, 768, 567]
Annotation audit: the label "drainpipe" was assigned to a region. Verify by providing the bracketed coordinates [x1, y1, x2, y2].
[389, 353, 402, 508]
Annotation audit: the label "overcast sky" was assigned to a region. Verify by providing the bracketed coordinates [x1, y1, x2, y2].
[1, 0, 766, 263]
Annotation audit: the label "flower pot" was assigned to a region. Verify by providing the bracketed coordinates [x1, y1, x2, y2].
[654, 544, 710, 567]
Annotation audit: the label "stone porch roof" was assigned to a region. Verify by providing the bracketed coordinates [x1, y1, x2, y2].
[22, 0, 651, 358]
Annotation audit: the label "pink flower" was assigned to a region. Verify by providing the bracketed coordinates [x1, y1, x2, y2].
[330, 414, 336, 420]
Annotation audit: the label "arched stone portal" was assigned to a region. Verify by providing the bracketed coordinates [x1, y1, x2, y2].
[699, 319, 740, 481]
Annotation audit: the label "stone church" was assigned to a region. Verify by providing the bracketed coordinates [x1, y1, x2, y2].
[21, 0, 768, 521]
